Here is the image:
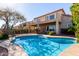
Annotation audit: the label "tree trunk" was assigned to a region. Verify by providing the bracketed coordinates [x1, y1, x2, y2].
[75, 31, 79, 43]
[5, 19, 10, 35]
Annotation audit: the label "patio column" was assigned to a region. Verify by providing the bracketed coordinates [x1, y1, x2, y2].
[56, 20, 60, 34]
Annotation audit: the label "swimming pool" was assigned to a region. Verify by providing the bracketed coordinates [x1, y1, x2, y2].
[12, 35, 75, 56]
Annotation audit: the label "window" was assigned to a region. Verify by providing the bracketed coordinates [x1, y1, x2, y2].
[23, 24, 26, 26]
[67, 23, 72, 28]
[46, 25, 56, 31]
[34, 18, 40, 24]
[47, 14, 56, 20]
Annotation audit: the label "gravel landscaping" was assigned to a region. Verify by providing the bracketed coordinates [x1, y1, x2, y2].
[0, 46, 8, 56]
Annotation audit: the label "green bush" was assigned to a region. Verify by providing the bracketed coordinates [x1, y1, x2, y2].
[48, 31, 55, 35]
[0, 33, 9, 40]
[76, 33, 79, 39]
[67, 27, 75, 34]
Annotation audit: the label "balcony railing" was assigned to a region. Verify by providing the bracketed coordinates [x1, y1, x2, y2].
[29, 19, 59, 25]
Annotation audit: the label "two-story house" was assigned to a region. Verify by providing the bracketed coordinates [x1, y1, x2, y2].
[14, 9, 72, 34]
[28, 9, 72, 34]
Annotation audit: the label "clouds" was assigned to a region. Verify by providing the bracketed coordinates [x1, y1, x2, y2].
[0, 3, 71, 28]
[0, 3, 16, 8]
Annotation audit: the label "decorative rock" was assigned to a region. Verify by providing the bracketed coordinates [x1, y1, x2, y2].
[0, 46, 8, 56]
[0, 38, 27, 56]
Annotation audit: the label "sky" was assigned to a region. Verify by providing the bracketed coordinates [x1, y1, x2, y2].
[0, 3, 72, 28]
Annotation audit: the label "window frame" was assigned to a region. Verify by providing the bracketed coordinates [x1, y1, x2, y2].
[47, 14, 56, 20]
[46, 25, 56, 32]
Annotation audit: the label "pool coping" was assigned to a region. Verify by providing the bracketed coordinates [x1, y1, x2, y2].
[15, 34, 76, 40]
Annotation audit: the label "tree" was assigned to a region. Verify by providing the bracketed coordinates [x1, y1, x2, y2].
[0, 8, 26, 35]
[70, 3, 79, 42]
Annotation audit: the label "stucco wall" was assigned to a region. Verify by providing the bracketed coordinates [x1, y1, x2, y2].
[32, 9, 65, 34]
[34, 9, 65, 22]
[61, 15, 72, 29]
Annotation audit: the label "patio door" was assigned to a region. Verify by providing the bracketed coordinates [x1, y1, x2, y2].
[46, 25, 56, 32]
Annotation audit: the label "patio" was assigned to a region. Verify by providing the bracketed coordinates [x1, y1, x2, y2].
[0, 37, 27, 56]
[60, 44, 79, 56]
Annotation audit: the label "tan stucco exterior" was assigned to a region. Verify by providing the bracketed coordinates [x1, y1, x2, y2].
[30, 9, 71, 34]
[61, 15, 72, 29]
[14, 9, 72, 34]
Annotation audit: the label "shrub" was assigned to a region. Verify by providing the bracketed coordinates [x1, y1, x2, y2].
[0, 30, 3, 36]
[76, 34, 79, 39]
[0, 33, 9, 40]
[75, 32, 79, 43]
[20, 29, 28, 33]
[48, 31, 55, 35]
[75, 32, 79, 39]
[61, 29, 75, 35]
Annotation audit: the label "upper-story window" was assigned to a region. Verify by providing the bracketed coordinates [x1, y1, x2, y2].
[34, 18, 38, 22]
[23, 24, 26, 26]
[34, 18, 40, 24]
[47, 14, 56, 20]
[67, 23, 72, 28]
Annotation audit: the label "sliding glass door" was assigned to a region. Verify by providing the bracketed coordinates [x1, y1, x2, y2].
[46, 25, 56, 32]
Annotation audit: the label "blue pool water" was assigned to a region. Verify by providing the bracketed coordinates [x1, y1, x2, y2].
[12, 35, 75, 56]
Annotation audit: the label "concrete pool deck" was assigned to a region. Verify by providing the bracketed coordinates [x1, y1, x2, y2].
[0, 37, 27, 56]
[59, 44, 79, 56]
